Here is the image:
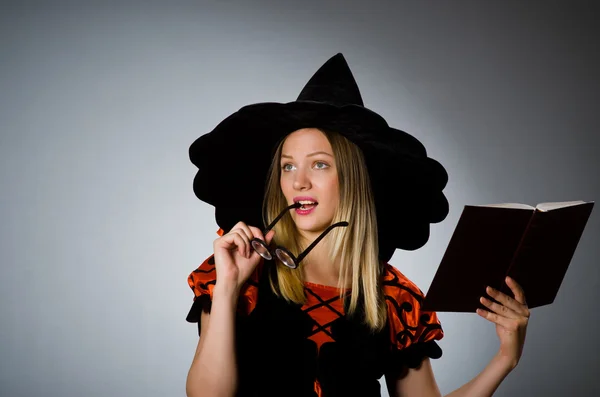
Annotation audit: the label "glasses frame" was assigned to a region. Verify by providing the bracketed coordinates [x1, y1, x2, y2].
[251, 202, 349, 269]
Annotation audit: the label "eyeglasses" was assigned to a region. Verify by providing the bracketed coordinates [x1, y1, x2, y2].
[251, 202, 349, 269]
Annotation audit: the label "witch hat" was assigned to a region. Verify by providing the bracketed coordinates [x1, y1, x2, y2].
[189, 53, 448, 262]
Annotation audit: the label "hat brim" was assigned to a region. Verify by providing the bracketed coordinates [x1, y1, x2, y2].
[189, 101, 448, 261]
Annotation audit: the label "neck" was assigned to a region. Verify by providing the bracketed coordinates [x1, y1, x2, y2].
[299, 237, 348, 288]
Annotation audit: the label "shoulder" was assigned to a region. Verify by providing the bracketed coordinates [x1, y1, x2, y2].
[187, 255, 218, 300]
[186, 255, 263, 321]
[381, 263, 444, 349]
[381, 263, 427, 304]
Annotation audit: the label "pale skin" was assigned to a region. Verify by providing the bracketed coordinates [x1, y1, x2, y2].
[186, 128, 530, 397]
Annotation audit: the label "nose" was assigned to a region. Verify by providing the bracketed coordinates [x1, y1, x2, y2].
[293, 168, 311, 191]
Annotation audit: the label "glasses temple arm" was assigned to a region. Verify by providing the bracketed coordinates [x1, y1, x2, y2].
[264, 202, 302, 232]
[295, 221, 349, 263]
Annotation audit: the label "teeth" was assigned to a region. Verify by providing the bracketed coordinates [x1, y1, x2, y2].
[298, 201, 317, 205]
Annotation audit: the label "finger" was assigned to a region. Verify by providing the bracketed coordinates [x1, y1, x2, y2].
[234, 229, 255, 258]
[485, 286, 529, 317]
[247, 225, 265, 242]
[506, 277, 528, 307]
[230, 222, 255, 242]
[264, 229, 276, 244]
[223, 230, 250, 258]
[476, 308, 524, 332]
[480, 295, 520, 320]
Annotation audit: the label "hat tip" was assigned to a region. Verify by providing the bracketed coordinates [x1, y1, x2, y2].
[325, 52, 349, 68]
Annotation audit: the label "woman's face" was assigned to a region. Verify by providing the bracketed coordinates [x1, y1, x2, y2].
[280, 128, 339, 236]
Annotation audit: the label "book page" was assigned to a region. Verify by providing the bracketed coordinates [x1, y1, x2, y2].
[477, 203, 535, 210]
[536, 201, 587, 212]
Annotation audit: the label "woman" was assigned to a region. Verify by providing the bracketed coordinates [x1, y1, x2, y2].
[185, 54, 530, 397]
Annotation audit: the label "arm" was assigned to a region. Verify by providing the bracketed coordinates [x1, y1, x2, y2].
[385, 358, 443, 397]
[386, 355, 513, 397]
[387, 276, 529, 397]
[186, 284, 240, 397]
[185, 222, 274, 397]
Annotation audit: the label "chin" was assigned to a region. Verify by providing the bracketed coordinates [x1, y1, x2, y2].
[293, 218, 332, 234]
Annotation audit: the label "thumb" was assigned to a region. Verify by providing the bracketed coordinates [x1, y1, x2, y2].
[265, 229, 276, 244]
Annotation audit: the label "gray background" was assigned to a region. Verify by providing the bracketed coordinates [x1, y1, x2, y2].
[1, 1, 599, 396]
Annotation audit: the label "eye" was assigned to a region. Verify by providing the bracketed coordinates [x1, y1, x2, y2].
[281, 163, 295, 172]
[314, 161, 329, 170]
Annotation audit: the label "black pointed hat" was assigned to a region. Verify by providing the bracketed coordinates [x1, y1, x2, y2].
[189, 53, 449, 263]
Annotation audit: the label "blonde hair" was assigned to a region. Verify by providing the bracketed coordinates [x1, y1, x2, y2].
[262, 129, 387, 331]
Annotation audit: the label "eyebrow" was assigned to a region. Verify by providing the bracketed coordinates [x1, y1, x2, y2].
[281, 151, 334, 159]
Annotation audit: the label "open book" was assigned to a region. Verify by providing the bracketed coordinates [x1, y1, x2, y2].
[422, 200, 594, 312]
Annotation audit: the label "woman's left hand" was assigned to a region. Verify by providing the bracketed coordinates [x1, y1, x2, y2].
[477, 276, 530, 370]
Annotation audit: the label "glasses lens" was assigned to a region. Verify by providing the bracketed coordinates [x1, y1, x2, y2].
[251, 239, 272, 260]
[275, 248, 297, 269]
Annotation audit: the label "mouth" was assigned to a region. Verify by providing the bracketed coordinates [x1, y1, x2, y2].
[294, 199, 319, 210]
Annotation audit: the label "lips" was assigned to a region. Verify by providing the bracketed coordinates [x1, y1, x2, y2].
[295, 205, 316, 215]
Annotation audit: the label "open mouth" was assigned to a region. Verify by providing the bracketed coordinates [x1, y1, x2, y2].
[296, 200, 318, 210]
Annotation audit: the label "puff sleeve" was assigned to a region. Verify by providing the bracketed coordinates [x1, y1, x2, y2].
[185, 254, 217, 324]
[185, 232, 262, 332]
[382, 264, 444, 370]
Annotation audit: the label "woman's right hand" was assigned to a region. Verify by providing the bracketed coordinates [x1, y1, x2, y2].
[212, 221, 275, 295]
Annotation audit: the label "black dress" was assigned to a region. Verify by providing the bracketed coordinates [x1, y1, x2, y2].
[186, 256, 444, 397]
